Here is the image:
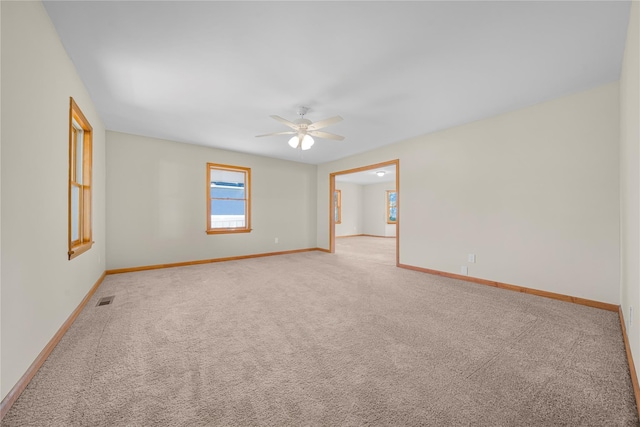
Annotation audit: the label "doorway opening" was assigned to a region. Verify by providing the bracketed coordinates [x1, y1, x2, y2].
[329, 160, 399, 266]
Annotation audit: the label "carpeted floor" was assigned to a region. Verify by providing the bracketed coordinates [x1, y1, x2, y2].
[335, 235, 396, 265]
[4, 237, 638, 426]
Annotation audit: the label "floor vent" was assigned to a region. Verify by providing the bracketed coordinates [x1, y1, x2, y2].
[96, 296, 115, 307]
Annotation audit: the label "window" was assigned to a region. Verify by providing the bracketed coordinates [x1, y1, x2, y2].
[334, 189, 342, 224]
[68, 98, 93, 259]
[386, 190, 397, 224]
[207, 163, 251, 234]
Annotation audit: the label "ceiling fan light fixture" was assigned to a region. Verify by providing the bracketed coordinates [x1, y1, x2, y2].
[301, 135, 314, 150]
[376, 171, 386, 177]
[258, 108, 343, 150]
[287, 134, 315, 150]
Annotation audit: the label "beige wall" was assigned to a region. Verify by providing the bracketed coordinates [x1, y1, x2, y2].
[1, 1, 106, 401]
[335, 182, 363, 236]
[620, 0, 640, 381]
[105, 132, 317, 270]
[362, 182, 397, 237]
[318, 83, 620, 304]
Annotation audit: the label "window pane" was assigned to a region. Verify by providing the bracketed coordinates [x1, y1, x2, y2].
[210, 200, 246, 228]
[389, 207, 397, 222]
[387, 191, 397, 223]
[71, 185, 80, 241]
[210, 169, 245, 186]
[70, 127, 77, 181]
[75, 127, 83, 185]
[211, 199, 245, 215]
[83, 187, 91, 241]
[210, 186, 245, 200]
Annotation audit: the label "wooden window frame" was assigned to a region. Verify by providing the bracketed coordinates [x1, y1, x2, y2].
[207, 163, 251, 234]
[334, 189, 342, 224]
[68, 98, 93, 259]
[386, 190, 397, 224]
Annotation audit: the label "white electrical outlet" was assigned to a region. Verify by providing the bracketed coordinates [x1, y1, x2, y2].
[468, 254, 476, 263]
[460, 266, 468, 275]
[275, 237, 279, 244]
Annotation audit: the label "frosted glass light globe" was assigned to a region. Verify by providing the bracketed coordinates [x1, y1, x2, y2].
[301, 135, 314, 150]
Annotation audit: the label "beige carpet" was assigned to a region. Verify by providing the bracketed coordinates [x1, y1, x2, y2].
[335, 235, 396, 265]
[4, 237, 638, 425]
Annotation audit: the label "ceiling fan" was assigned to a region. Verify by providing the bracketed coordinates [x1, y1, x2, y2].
[256, 107, 344, 150]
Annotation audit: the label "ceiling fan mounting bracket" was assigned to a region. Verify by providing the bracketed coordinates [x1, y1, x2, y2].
[297, 106, 310, 117]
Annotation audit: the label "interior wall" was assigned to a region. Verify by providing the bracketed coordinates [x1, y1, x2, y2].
[317, 82, 620, 304]
[362, 181, 397, 237]
[620, 0, 639, 381]
[1, 1, 106, 401]
[106, 131, 317, 270]
[335, 182, 363, 237]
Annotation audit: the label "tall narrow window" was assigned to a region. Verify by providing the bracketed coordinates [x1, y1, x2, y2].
[334, 189, 342, 224]
[68, 98, 93, 259]
[207, 163, 251, 234]
[386, 190, 397, 224]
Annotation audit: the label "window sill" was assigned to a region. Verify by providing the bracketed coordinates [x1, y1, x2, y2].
[69, 241, 93, 260]
[206, 229, 252, 235]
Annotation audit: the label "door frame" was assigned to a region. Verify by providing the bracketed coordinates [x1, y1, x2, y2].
[329, 159, 400, 266]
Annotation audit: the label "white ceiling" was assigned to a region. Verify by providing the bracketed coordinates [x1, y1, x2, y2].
[43, 1, 630, 165]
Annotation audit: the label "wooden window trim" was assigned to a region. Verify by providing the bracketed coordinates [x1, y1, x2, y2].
[386, 190, 397, 224]
[206, 163, 252, 234]
[68, 98, 93, 260]
[334, 189, 342, 224]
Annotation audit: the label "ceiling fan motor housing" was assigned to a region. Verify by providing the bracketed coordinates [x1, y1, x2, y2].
[294, 118, 312, 128]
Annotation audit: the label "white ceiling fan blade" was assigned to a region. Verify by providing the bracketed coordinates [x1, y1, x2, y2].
[307, 116, 343, 131]
[255, 131, 296, 138]
[308, 130, 345, 141]
[270, 115, 299, 130]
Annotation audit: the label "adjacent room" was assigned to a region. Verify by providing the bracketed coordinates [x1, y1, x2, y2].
[2, 0, 639, 425]
[334, 163, 397, 265]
